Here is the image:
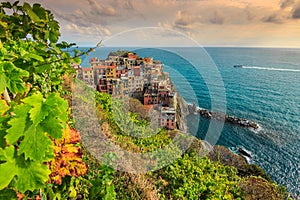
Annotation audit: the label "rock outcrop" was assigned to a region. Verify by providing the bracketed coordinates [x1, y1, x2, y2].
[173, 92, 189, 133]
[188, 104, 259, 130]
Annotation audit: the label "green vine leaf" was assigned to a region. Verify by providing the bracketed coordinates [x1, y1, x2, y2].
[6, 92, 68, 161]
[0, 99, 9, 115]
[0, 61, 29, 94]
[18, 124, 53, 161]
[0, 146, 51, 193]
[23, 92, 47, 126]
[32, 3, 47, 20]
[5, 104, 30, 145]
[0, 188, 17, 199]
[25, 53, 44, 62]
[0, 1, 87, 194]
[0, 147, 16, 189]
[22, 3, 40, 22]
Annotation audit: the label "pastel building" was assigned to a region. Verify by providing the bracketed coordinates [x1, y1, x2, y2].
[77, 67, 94, 87]
[160, 107, 176, 130]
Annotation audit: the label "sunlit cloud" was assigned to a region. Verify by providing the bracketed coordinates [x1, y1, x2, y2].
[21, 0, 300, 47]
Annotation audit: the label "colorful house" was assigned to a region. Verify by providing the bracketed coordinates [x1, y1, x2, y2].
[160, 107, 176, 130]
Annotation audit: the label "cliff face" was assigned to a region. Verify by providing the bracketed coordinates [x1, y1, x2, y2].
[173, 92, 189, 133]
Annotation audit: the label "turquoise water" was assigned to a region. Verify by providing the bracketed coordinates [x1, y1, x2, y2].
[80, 47, 300, 196]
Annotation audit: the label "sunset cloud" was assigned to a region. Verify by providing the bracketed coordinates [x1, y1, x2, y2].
[280, 0, 295, 9]
[292, 3, 300, 18]
[20, 0, 300, 47]
[174, 10, 201, 30]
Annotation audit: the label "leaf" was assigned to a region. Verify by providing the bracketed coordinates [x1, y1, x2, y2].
[0, 61, 29, 94]
[32, 3, 46, 20]
[18, 125, 53, 161]
[73, 57, 81, 64]
[0, 112, 10, 148]
[0, 99, 9, 115]
[0, 146, 51, 193]
[13, 1, 20, 7]
[0, 146, 18, 190]
[6, 104, 31, 144]
[23, 3, 40, 22]
[48, 21, 60, 32]
[0, 188, 17, 200]
[0, 74, 5, 93]
[45, 93, 68, 123]
[1, 2, 12, 9]
[25, 53, 44, 62]
[22, 92, 47, 125]
[6, 92, 68, 160]
[49, 31, 58, 43]
[48, 126, 87, 185]
[0, 21, 8, 28]
[40, 116, 64, 139]
[40, 93, 68, 139]
[35, 64, 51, 73]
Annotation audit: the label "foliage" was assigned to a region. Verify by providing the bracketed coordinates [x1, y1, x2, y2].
[114, 172, 158, 200]
[94, 91, 290, 199]
[96, 92, 112, 115]
[0, 2, 78, 97]
[0, 92, 68, 193]
[239, 176, 290, 200]
[0, 1, 86, 196]
[209, 146, 272, 181]
[43, 150, 117, 200]
[88, 164, 116, 200]
[47, 125, 87, 185]
[81, 150, 117, 200]
[128, 98, 150, 121]
[129, 112, 149, 127]
[0, 188, 17, 199]
[156, 153, 243, 200]
[44, 176, 89, 200]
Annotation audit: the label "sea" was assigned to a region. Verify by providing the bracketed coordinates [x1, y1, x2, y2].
[79, 47, 300, 197]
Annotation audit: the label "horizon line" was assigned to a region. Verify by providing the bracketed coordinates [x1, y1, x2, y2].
[75, 45, 300, 49]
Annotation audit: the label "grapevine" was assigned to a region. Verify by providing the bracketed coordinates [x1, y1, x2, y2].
[0, 1, 86, 197]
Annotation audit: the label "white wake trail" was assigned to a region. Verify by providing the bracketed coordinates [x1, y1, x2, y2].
[242, 66, 300, 72]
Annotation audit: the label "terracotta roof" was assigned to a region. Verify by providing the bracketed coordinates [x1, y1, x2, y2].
[95, 66, 107, 69]
[81, 68, 92, 71]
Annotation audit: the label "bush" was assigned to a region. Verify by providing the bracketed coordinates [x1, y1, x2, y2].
[156, 153, 243, 200]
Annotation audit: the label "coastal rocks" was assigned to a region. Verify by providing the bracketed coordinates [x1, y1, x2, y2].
[225, 115, 259, 129]
[188, 104, 259, 130]
[174, 93, 189, 133]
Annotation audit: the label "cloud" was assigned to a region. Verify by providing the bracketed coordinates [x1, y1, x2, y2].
[65, 23, 111, 37]
[87, 0, 117, 16]
[174, 10, 200, 30]
[21, 0, 300, 47]
[53, 9, 91, 27]
[52, 0, 121, 28]
[123, 0, 134, 10]
[262, 13, 286, 23]
[209, 11, 225, 25]
[280, 0, 295, 9]
[262, 0, 300, 22]
[292, 3, 300, 18]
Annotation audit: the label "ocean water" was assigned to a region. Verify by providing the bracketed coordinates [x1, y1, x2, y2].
[80, 47, 300, 196]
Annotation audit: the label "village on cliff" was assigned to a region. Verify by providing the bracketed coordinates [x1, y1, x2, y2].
[73, 50, 178, 130]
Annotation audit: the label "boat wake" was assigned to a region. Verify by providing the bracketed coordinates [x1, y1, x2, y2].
[242, 66, 300, 72]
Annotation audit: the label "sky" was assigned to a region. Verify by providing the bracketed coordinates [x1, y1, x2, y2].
[17, 0, 300, 47]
